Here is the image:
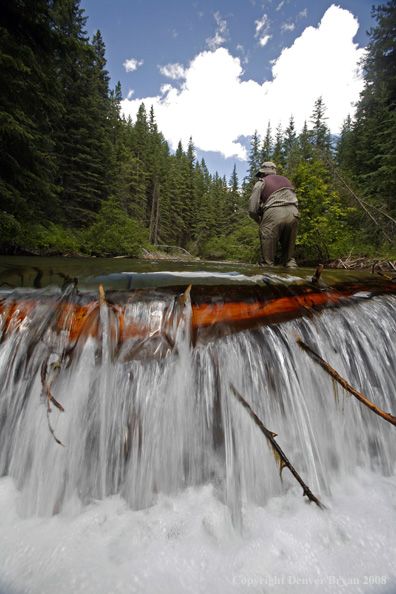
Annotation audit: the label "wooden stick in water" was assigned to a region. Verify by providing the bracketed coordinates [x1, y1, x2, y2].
[230, 383, 325, 510]
[296, 338, 396, 427]
[311, 264, 324, 285]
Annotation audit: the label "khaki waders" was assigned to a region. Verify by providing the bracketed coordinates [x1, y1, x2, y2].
[259, 204, 299, 268]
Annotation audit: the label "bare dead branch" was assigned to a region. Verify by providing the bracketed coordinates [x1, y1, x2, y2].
[230, 383, 325, 509]
[296, 338, 396, 427]
[41, 360, 65, 446]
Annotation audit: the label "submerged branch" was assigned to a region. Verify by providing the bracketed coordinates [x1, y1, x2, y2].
[230, 383, 325, 510]
[41, 360, 65, 447]
[46, 406, 65, 448]
[296, 338, 396, 427]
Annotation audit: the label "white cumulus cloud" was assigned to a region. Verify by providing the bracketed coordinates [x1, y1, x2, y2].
[123, 58, 144, 72]
[121, 5, 365, 162]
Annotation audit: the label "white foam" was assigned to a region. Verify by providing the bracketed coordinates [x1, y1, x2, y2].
[1, 472, 396, 594]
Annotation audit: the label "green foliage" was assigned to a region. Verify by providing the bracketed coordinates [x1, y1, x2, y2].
[0, 212, 22, 252]
[0, 0, 61, 220]
[293, 161, 352, 262]
[336, 0, 396, 238]
[19, 223, 79, 255]
[201, 222, 260, 262]
[82, 196, 149, 256]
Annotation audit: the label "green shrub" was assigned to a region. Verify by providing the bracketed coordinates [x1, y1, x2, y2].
[24, 223, 79, 254]
[0, 212, 22, 252]
[0, 218, 79, 255]
[81, 196, 149, 256]
[201, 224, 260, 262]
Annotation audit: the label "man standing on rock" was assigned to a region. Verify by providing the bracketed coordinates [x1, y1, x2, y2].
[249, 162, 299, 268]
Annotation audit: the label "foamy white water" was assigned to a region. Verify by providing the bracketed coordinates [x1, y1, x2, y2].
[1, 472, 396, 594]
[0, 286, 396, 594]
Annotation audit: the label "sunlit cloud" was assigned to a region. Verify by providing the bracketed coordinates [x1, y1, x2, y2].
[206, 11, 229, 50]
[121, 6, 365, 162]
[259, 34, 271, 47]
[282, 22, 295, 33]
[123, 58, 144, 72]
[255, 14, 272, 47]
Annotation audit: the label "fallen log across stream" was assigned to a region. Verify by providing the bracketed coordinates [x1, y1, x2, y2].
[1, 277, 396, 361]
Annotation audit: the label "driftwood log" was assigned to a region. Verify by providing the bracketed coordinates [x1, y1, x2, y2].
[1, 277, 396, 357]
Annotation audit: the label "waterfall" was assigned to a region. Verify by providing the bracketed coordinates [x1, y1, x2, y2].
[1, 282, 395, 518]
[0, 270, 396, 593]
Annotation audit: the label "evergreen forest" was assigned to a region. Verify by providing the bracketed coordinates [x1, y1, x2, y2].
[1, 0, 396, 265]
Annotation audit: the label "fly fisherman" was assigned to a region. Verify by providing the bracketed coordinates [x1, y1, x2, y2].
[248, 161, 299, 268]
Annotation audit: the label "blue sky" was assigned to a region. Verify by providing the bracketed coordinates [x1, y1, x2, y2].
[80, 0, 374, 182]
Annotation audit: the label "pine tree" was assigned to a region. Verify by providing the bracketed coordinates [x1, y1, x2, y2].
[244, 130, 261, 196]
[260, 122, 273, 162]
[271, 123, 286, 168]
[109, 82, 123, 147]
[334, 1, 396, 243]
[227, 164, 242, 231]
[0, 0, 61, 226]
[298, 121, 314, 162]
[118, 117, 147, 222]
[353, 1, 396, 217]
[163, 142, 193, 247]
[52, 0, 112, 225]
[147, 106, 170, 244]
[283, 115, 299, 173]
[309, 96, 332, 154]
[336, 115, 354, 170]
[364, 0, 396, 106]
[193, 159, 213, 252]
[210, 173, 229, 237]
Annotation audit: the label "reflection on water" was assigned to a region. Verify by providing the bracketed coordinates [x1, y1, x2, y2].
[0, 254, 381, 292]
[0, 255, 276, 290]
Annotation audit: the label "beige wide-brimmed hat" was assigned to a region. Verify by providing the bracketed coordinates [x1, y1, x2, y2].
[256, 161, 276, 176]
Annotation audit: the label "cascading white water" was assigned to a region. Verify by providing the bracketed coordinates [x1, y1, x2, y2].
[0, 285, 396, 593]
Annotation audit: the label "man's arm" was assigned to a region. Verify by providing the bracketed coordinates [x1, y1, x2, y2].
[248, 180, 265, 223]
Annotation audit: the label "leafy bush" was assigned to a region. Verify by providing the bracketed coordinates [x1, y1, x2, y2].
[0, 217, 79, 255]
[201, 223, 260, 262]
[0, 212, 22, 253]
[23, 223, 79, 254]
[81, 196, 149, 256]
[293, 161, 353, 263]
